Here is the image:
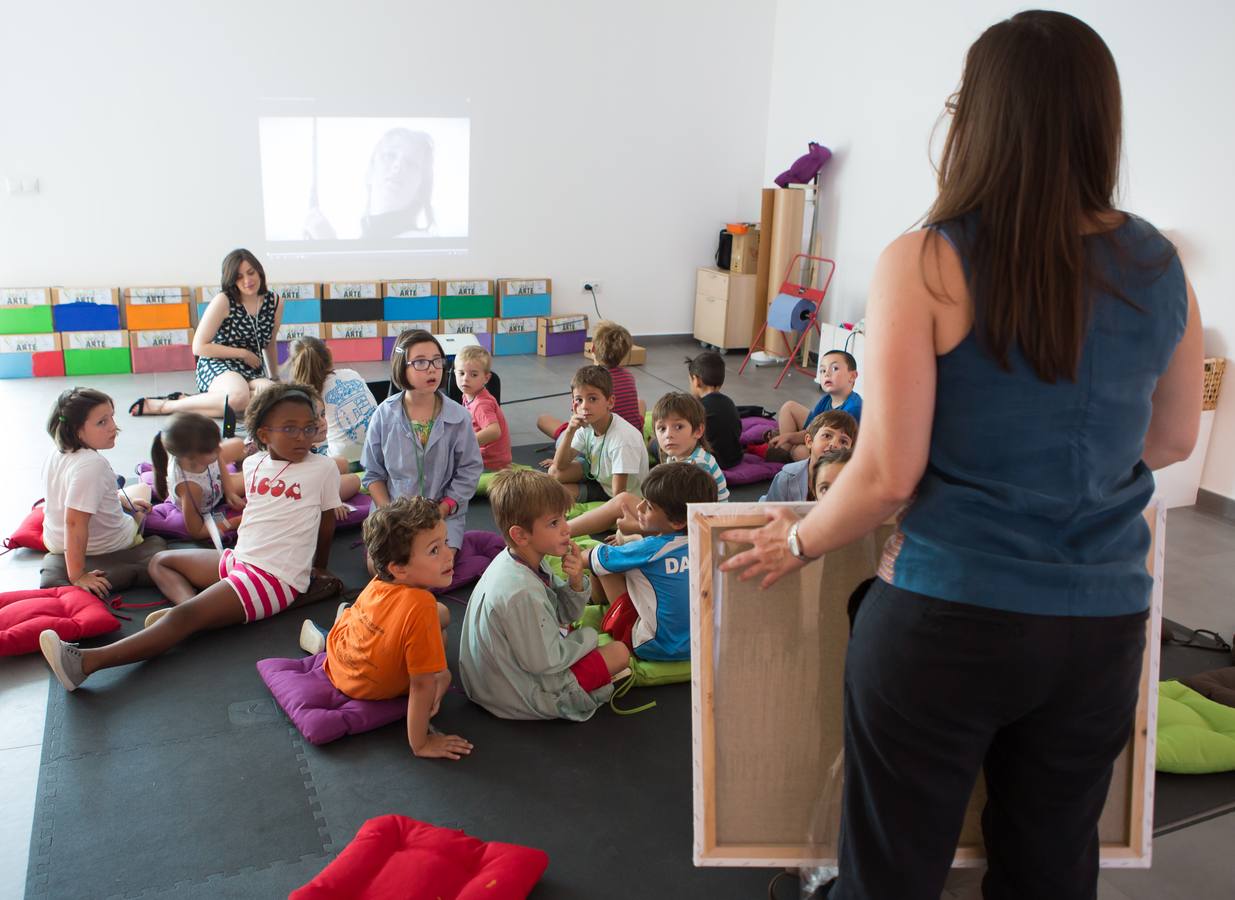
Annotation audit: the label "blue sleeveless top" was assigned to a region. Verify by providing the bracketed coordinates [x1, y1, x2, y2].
[880, 214, 1186, 616]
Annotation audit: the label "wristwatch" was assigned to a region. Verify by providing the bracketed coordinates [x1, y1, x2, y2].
[787, 521, 814, 561]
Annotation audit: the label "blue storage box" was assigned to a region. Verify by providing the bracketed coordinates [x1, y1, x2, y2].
[281, 299, 323, 324]
[493, 317, 538, 356]
[498, 279, 552, 318]
[384, 296, 439, 321]
[52, 287, 121, 332]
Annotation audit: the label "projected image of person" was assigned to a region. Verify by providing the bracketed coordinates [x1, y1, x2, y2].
[304, 129, 436, 240]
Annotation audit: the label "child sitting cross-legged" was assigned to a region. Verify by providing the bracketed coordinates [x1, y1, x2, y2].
[761, 410, 857, 502]
[537, 320, 643, 439]
[768, 349, 862, 462]
[567, 391, 727, 540]
[454, 344, 512, 472]
[584, 462, 718, 662]
[40, 383, 343, 692]
[300, 497, 473, 761]
[460, 468, 631, 721]
[547, 365, 648, 503]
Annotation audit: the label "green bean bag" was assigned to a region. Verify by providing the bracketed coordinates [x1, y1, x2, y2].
[1156, 680, 1235, 774]
[578, 605, 691, 687]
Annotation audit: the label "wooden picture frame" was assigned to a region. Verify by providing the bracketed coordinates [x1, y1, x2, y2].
[689, 500, 1163, 869]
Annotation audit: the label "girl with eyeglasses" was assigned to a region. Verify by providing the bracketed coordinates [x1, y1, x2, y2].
[361, 329, 483, 550]
[40, 384, 346, 692]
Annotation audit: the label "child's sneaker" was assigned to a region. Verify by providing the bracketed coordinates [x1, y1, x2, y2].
[299, 619, 326, 655]
[144, 608, 171, 628]
[39, 630, 87, 691]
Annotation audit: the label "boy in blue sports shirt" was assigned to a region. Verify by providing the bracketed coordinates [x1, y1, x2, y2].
[769, 349, 861, 462]
[583, 463, 718, 661]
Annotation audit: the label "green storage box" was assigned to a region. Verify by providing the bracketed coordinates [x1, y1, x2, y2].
[0, 305, 53, 334]
[439, 294, 496, 318]
[64, 347, 132, 376]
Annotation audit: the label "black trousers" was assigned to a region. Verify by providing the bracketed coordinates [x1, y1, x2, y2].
[830, 580, 1147, 900]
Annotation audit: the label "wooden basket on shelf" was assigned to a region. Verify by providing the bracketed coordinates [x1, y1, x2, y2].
[1203, 358, 1226, 411]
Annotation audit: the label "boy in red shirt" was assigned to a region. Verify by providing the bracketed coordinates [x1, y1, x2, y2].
[454, 345, 512, 471]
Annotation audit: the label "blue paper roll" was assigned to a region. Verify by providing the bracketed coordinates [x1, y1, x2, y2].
[768, 293, 814, 331]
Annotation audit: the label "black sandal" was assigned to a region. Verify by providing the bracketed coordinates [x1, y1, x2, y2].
[128, 392, 185, 417]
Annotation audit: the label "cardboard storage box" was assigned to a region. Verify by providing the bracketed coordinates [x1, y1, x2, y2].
[728, 227, 760, 274]
[53, 287, 121, 331]
[498, 278, 552, 318]
[269, 284, 323, 325]
[131, 328, 195, 373]
[584, 338, 646, 366]
[276, 322, 323, 365]
[0, 288, 53, 334]
[325, 321, 383, 363]
[270, 283, 321, 301]
[493, 317, 538, 356]
[440, 280, 496, 319]
[537, 315, 588, 357]
[124, 286, 191, 330]
[439, 316, 493, 352]
[0, 332, 64, 379]
[63, 330, 131, 376]
[383, 280, 439, 321]
[382, 320, 438, 360]
[322, 282, 383, 323]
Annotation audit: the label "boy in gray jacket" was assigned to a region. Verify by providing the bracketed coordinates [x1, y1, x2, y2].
[460, 469, 630, 720]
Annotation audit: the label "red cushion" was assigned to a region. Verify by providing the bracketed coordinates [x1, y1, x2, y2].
[292, 815, 549, 900]
[4, 504, 47, 553]
[0, 586, 120, 656]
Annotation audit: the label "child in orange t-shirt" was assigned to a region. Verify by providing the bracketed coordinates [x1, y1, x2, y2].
[300, 497, 473, 761]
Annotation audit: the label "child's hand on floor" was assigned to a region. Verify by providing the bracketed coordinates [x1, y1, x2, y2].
[414, 732, 474, 761]
[538, 458, 553, 470]
[72, 569, 112, 598]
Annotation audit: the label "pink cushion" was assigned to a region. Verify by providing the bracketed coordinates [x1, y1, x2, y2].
[5, 503, 47, 553]
[437, 531, 505, 595]
[292, 814, 548, 900]
[739, 415, 776, 447]
[257, 652, 407, 745]
[722, 453, 786, 486]
[0, 586, 120, 656]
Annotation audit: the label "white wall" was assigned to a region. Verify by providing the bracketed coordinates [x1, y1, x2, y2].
[764, 0, 1235, 498]
[0, 0, 774, 336]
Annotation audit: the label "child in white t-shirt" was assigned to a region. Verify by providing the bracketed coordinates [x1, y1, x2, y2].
[548, 365, 649, 503]
[40, 384, 343, 693]
[40, 387, 162, 595]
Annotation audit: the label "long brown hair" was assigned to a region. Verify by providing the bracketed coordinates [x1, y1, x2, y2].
[220, 249, 268, 305]
[926, 11, 1126, 383]
[287, 336, 334, 394]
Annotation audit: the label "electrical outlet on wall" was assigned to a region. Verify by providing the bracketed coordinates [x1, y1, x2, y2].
[581, 280, 601, 294]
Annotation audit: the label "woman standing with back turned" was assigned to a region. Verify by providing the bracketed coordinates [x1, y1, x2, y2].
[724, 11, 1203, 899]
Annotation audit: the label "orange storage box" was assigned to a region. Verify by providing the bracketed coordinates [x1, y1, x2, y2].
[124, 287, 191, 330]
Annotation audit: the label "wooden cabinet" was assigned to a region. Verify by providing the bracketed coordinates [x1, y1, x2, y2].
[693, 267, 758, 350]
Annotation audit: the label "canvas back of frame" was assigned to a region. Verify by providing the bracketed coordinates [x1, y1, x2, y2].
[689, 501, 1162, 869]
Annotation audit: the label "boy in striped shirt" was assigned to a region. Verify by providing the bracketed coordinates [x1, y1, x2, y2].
[568, 392, 727, 539]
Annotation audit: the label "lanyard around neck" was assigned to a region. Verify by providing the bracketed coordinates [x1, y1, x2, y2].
[402, 394, 438, 498]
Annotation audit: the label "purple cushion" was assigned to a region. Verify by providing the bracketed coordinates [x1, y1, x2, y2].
[436, 530, 505, 594]
[722, 453, 786, 486]
[257, 652, 406, 745]
[142, 491, 372, 543]
[740, 415, 776, 447]
[337, 493, 372, 529]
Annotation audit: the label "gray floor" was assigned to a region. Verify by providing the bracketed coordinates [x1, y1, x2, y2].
[1, 338, 1233, 898]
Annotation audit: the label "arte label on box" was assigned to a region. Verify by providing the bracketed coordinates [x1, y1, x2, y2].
[135, 329, 191, 348]
[65, 331, 125, 350]
[0, 333, 57, 353]
[1, 288, 50, 306]
[504, 279, 548, 295]
[331, 322, 379, 340]
[385, 281, 434, 298]
[56, 288, 116, 305]
[543, 315, 587, 333]
[497, 317, 536, 334]
[277, 323, 322, 341]
[440, 318, 489, 335]
[444, 281, 489, 297]
[326, 282, 379, 299]
[384, 320, 435, 336]
[127, 287, 186, 304]
[271, 283, 319, 301]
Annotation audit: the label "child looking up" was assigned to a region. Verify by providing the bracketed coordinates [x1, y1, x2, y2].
[548, 365, 648, 503]
[460, 469, 630, 720]
[300, 497, 472, 761]
[40, 384, 343, 692]
[454, 345, 512, 471]
[40, 388, 161, 596]
[809, 447, 853, 500]
[567, 392, 727, 539]
[770, 349, 862, 461]
[286, 335, 377, 466]
[363, 329, 483, 549]
[150, 413, 247, 542]
[761, 410, 857, 503]
[537, 320, 643, 439]
[584, 462, 718, 661]
[685, 351, 743, 469]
